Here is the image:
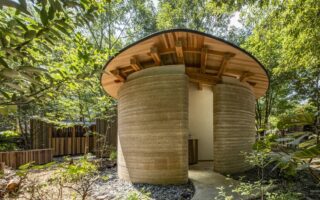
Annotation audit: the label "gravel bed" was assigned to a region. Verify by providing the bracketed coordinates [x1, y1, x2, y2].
[92, 167, 195, 200]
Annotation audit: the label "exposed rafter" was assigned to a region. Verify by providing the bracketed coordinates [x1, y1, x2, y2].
[130, 57, 142, 71]
[175, 40, 184, 64]
[110, 69, 125, 82]
[150, 47, 161, 66]
[217, 53, 234, 78]
[159, 47, 235, 57]
[200, 47, 208, 73]
[186, 68, 220, 85]
[239, 71, 255, 82]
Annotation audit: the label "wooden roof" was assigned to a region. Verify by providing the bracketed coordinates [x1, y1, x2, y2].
[101, 29, 269, 99]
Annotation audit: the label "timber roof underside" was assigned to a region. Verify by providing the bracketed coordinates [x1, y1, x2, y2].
[101, 30, 269, 99]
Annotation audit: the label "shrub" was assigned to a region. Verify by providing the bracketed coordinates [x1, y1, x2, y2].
[109, 149, 117, 161]
[50, 156, 99, 200]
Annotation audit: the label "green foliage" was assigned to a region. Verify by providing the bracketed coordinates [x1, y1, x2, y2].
[0, 143, 18, 151]
[56, 157, 97, 182]
[0, 130, 20, 151]
[253, 134, 278, 151]
[127, 192, 140, 200]
[126, 189, 151, 200]
[215, 180, 300, 200]
[50, 156, 99, 200]
[101, 175, 109, 182]
[265, 190, 300, 200]
[0, 130, 19, 137]
[277, 105, 316, 130]
[294, 145, 320, 159]
[109, 149, 117, 161]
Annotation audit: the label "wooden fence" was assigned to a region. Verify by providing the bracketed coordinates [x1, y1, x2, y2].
[0, 148, 53, 169]
[30, 118, 117, 157]
[95, 118, 117, 154]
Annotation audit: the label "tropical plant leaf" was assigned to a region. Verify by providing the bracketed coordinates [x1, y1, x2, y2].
[19, 73, 42, 84]
[47, 5, 55, 20]
[0, 90, 11, 99]
[0, 0, 31, 15]
[24, 30, 37, 40]
[0, 57, 9, 68]
[4, 82, 25, 92]
[0, 68, 21, 78]
[19, 66, 48, 74]
[294, 145, 320, 159]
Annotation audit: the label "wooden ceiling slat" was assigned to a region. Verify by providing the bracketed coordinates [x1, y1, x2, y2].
[175, 40, 184, 64]
[150, 47, 161, 65]
[130, 57, 142, 71]
[201, 48, 208, 73]
[101, 31, 269, 99]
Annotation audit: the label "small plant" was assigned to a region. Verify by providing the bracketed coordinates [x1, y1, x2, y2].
[0, 130, 20, 151]
[50, 156, 100, 200]
[4, 161, 55, 199]
[265, 190, 301, 200]
[101, 175, 109, 181]
[109, 149, 117, 161]
[127, 191, 140, 200]
[126, 189, 150, 200]
[215, 186, 233, 200]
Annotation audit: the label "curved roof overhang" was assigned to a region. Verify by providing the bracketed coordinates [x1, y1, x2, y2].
[100, 29, 269, 99]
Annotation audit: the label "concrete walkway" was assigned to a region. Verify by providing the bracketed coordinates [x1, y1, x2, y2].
[189, 162, 241, 200]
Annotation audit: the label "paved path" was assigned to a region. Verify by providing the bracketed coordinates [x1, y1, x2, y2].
[189, 162, 241, 200]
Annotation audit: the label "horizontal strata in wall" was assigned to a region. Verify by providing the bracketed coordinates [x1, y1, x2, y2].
[213, 78, 256, 174]
[117, 65, 189, 184]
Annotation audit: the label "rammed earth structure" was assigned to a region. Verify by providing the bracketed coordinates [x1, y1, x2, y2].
[100, 29, 269, 184]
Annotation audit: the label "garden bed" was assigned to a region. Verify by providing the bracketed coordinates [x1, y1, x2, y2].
[230, 162, 320, 200]
[0, 157, 194, 200]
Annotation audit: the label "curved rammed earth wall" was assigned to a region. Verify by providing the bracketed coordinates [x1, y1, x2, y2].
[117, 65, 189, 184]
[213, 80, 255, 174]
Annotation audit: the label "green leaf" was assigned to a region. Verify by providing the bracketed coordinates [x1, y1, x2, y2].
[44, 37, 54, 45]
[24, 30, 37, 40]
[14, 18, 28, 31]
[3, 82, 25, 92]
[19, 66, 48, 74]
[47, 5, 55, 20]
[0, 0, 31, 15]
[294, 145, 320, 159]
[0, 68, 21, 79]
[40, 6, 48, 26]
[54, 24, 69, 35]
[0, 90, 11, 99]
[0, 57, 9, 68]
[19, 72, 42, 84]
[49, 27, 62, 39]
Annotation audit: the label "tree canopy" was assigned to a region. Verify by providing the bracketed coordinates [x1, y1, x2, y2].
[0, 0, 319, 132]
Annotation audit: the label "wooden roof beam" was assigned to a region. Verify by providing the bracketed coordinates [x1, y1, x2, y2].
[150, 47, 161, 66]
[186, 70, 220, 85]
[110, 69, 126, 82]
[200, 47, 208, 73]
[158, 47, 236, 57]
[217, 53, 234, 78]
[239, 71, 255, 82]
[175, 40, 184, 64]
[130, 57, 142, 71]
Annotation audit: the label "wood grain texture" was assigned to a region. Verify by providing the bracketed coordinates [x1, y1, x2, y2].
[101, 30, 269, 99]
[213, 80, 255, 174]
[0, 149, 53, 169]
[117, 65, 189, 184]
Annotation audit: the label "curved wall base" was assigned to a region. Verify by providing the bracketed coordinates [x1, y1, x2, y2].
[213, 78, 256, 174]
[117, 65, 189, 184]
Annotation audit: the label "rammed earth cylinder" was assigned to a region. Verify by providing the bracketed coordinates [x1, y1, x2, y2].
[117, 65, 189, 184]
[213, 79, 256, 174]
